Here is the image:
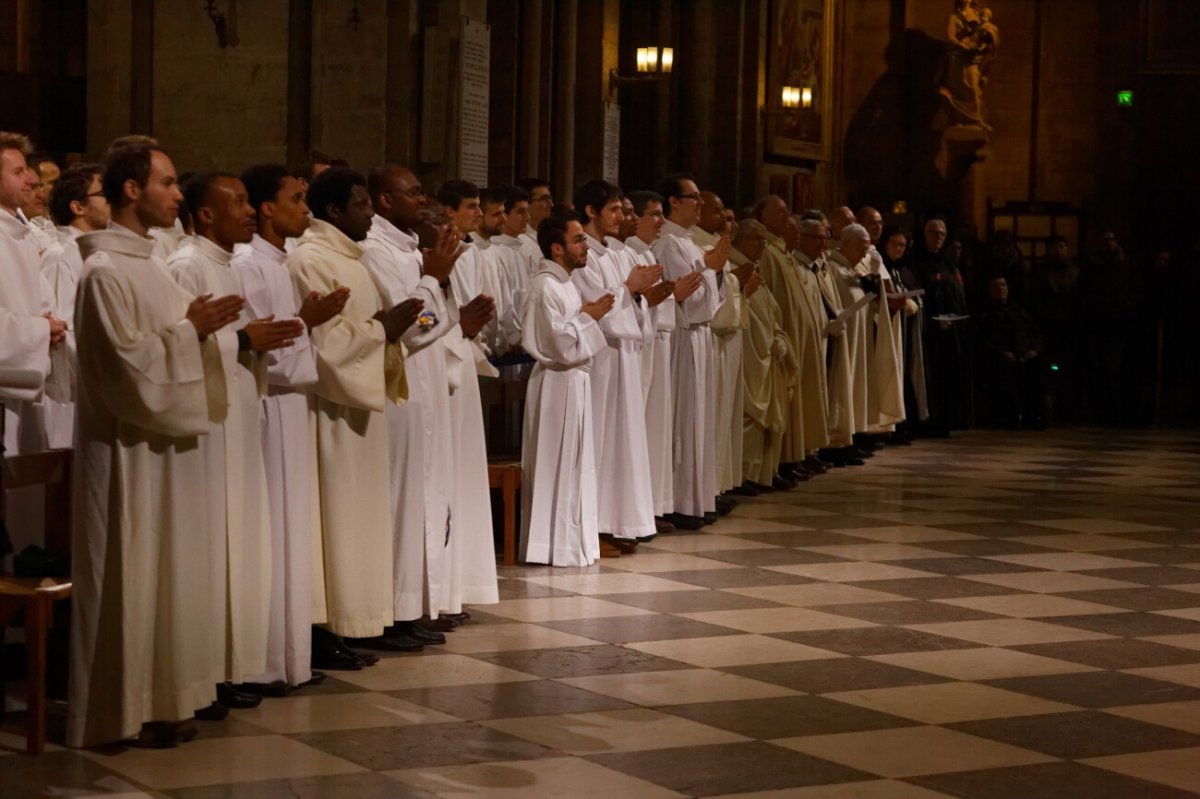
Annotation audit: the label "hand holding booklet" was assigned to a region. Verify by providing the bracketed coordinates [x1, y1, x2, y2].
[886, 289, 925, 300]
[835, 293, 877, 324]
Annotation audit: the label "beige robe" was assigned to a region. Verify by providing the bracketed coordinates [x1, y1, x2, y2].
[827, 250, 871, 441]
[287, 219, 405, 638]
[758, 234, 827, 460]
[68, 226, 227, 747]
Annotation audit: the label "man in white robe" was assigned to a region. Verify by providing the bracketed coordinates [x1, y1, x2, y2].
[652, 175, 728, 528]
[288, 167, 420, 652]
[0, 132, 66, 458]
[857, 206, 907, 433]
[571, 180, 661, 554]
[362, 164, 470, 646]
[40, 163, 110, 449]
[825, 224, 873, 450]
[517, 177, 554, 247]
[625, 191, 693, 530]
[521, 215, 611, 566]
[171, 173, 305, 705]
[69, 142, 246, 747]
[234, 163, 348, 687]
[694, 191, 748, 503]
[435, 180, 499, 619]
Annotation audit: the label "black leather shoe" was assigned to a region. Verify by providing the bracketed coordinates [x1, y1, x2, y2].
[802, 456, 828, 475]
[654, 516, 676, 533]
[236, 681, 291, 698]
[295, 671, 327, 688]
[665, 513, 704, 530]
[217, 682, 263, 709]
[715, 495, 737, 515]
[311, 648, 365, 671]
[728, 483, 759, 497]
[443, 611, 472, 623]
[194, 702, 229, 722]
[702, 512, 718, 525]
[772, 475, 797, 491]
[417, 616, 458, 633]
[347, 635, 424, 653]
[745, 480, 774, 494]
[601, 534, 639, 554]
[393, 621, 446, 645]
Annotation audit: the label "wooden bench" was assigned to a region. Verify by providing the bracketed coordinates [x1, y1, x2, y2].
[2, 449, 73, 755]
[0, 577, 71, 754]
[486, 460, 521, 566]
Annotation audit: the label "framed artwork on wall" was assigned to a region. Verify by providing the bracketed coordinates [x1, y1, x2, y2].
[766, 0, 835, 161]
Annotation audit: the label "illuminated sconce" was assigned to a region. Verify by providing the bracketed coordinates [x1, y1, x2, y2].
[781, 86, 800, 109]
[613, 46, 676, 94]
[801, 86, 813, 108]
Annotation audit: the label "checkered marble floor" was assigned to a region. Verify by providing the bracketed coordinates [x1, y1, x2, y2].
[5, 429, 1200, 798]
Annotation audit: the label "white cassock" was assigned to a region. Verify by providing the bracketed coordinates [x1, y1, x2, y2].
[626, 236, 675, 517]
[38, 225, 86, 449]
[520, 259, 607, 565]
[828, 249, 872, 438]
[856, 246, 906, 430]
[484, 233, 538, 454]
[0, 209, 57, 455]
[652, 220, 722, 517]
[233, 233, 319, 686]
[694, 226, 748, 493]
[444, 240, 500, 612]
[68, 225, 226, 747]
[763, 239, 828, 459]
[288, 218, 403, 638]
[360, 215, 455, 620]
[569, 234, 655, 540]
[172, 236, 272, 683]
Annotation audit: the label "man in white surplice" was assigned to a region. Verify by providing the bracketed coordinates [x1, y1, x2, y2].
[288, 167, 421, 656]
[171, 173, 306, 705]
[39, 163, 109, 449]
[362, 165, 481, 646]
[436, 179, 499, 619]
[69, 143, 247, 747]
[0, 132, 68, 457]
[521, 214, 612, 566]
[571, 180, 662, 556]
[651, 175, 729, 529]
[234, 163, 348, 688]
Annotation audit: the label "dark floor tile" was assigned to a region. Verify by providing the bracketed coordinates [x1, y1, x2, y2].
[599, 590, 785, 614]
[1060, 587, 1200, 612]
[1038, 612, 1200, 638]
[724, 657, 946, 694]
[290, 721, 558, 770]
[190, 715, 274, 740]
[843, 577, 1017, 600]
[701, 548, 851, 567]
[893, 557, 1039, 576]
[389, 679, 634, 720]
[1097, 547, 1200, 566]
[1014, 638, 1200, 670]
[1125, 519, 1200, 535]
[985, 671, 1200, 708]
[731, 530, 881, 548]
[650, 567, 816, 589]
[932, 523, 1060, 539]
[806, 515, 912, 530]
[967, 508, 1085, 522]
[539, 615, 743, 644]
[948, 710, 1200, 759]
[496, 580, 577, 600]
[472, 645, 690, 678]
[810, 600, 1001, 625]
[664, 695, 918, 739]
[168, 772, 439, 799]
[1079, 566, 1200, 586]
[908, 760, 1200, 799]
[0, 750, 147, 799]
[917, 539, 1060, 557]
[772, 626, 979, 656]
[587, 741, 873, 796]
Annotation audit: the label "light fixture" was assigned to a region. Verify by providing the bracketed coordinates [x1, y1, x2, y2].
[781, 86, 800, 109]
[801, 86, 813, 108]
[612, 46, 676, 95]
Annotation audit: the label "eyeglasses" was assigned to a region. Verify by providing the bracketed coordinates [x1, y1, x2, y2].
[531, 194, 553, 204]
[86, 191, 105, 199]
[678, 193, 702, 202]
[390, 187, 425, 199]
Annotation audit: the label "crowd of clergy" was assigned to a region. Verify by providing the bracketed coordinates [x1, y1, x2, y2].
[1, 129, 931, 750]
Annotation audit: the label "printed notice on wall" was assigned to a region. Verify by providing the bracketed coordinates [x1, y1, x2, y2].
[459, 17, 490, 185]
[603, 103, 620, 183]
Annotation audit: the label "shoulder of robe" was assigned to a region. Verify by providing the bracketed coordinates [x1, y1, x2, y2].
[79, 250, 116, 282]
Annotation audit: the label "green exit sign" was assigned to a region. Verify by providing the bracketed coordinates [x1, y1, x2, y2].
[1117, 89, 1134, 107]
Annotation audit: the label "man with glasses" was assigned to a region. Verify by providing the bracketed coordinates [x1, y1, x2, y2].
[517, 177, 554, 246]
[652, 174, 729, 528]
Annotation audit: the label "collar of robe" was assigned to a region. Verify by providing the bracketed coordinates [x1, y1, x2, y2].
[301, 218, 364, 260]
[78, 224, 156, 262]
[367, 213, 420, 253]
[537, 258, 572, 284]
[0, 207, 30, 240]
[492, 233, 524, 250]
[56, 224, 83, 242]
[625, 235, 653, 254]
[661, 218, 694, 240]
[192, 234, 234, 265]
[584, 231, 608, 255]
[250, 233, 287, 264]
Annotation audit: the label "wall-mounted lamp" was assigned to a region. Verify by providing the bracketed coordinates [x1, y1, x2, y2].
[801, 86, 813, 108]
[612, 46, 675, 95]
[781, 86, 800, 109]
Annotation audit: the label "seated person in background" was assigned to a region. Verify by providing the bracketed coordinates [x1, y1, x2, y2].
[976, 275, 1047, 430]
